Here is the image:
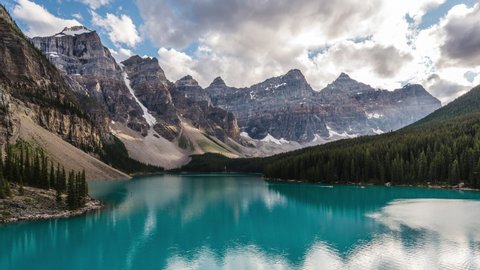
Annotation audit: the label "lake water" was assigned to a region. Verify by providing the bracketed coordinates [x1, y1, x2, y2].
[1, 174, 480, 270]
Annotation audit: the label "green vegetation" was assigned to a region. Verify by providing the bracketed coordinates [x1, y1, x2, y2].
[264, 86, 480, 187]
[203, 134, 230, 152]
[0, 140, 88, 209]
[178, 153, 276, 173]
[101, 136, 164, 174]
[66, 170, 88, 210]
[178, 134, 194, 150]
[182, 85, 480, 189]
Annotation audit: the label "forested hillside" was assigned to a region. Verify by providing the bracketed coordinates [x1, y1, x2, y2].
[0, 140, 88, 209]
[264, 86, 480, 187]
[182, 85, 480, 188]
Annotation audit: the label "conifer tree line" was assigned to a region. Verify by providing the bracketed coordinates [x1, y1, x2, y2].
[183, 85, 480, 187]
[0, 140, 88, 210]
[264, 114, 480, 188]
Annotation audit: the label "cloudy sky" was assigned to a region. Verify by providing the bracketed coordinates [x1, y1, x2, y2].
[2, 0, 480, 103]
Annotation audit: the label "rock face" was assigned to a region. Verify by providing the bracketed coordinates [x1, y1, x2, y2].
[172, 76, 239, 142]
[121, 56, 180, 140]
[31, 26, 148, 135]
[174, 75, 212, 105]
[206, 71, 441, 143]
[0, 7, 103, 151]
[0, 184, 102, 224]
[0, 5, 242, 171]
[121, 57, 240, 142]
[32, 27, 241, 145]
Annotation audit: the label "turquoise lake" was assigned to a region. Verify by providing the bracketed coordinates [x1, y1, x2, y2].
[1, 174, 480, 270]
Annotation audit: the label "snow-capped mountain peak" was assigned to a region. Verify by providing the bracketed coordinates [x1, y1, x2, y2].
[55, 26, 92, 37]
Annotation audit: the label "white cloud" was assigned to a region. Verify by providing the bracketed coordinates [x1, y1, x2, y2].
[409, 3, 480, 103]
[72, 13, 83, 21]
[91, 11, 141, 48]
[110, 47, 134, 62]
[157, 47, 202, 83]
[137, 0, 479, 103]
[75, 0, 110, 10]
[12, 0, 81, 37]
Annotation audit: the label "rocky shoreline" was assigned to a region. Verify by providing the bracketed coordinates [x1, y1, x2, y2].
[0, 184, 102, 225]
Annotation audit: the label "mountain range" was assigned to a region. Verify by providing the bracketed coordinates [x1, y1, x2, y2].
[206, 70, 440, 143]
[0, 5, 442, 174]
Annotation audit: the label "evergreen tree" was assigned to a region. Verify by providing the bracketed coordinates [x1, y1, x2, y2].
[32, 151, 40, 187]
[55, 164, 61, 190]
[449, 159, 460, 184]
[79, 170, 88, 205]
[473, 158, 480, 188]
[55, 186, 62, 204]
[0, 180, 4, 199]
[49, 162, 55, 190]
[40, 151, 49, 189]
[0, 172, 7, 199]
[24, 147, 31, 185]
[0, 142, 87, 201]
[4, 145, 13, 182]
[60, 167, 66, 192]
[67, 170, 76, 210]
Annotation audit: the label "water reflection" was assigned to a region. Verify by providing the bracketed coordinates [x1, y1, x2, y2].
[0, 174, 479, 270]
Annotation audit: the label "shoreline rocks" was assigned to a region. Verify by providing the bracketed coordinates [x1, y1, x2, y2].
[0, 184, 103, 225]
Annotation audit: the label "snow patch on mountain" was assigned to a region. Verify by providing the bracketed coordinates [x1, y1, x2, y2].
[121, 68, 157, 127]
[366, 112, 383, 119]
[56, 26, 92, 37]
[46, 51, 59, 58]
[372, 128, 385, 135]
[261, 134, 290, 145]
[240, 132, 252, 139]
[265, 82, 287, 91]
[326, 125, 358, 139]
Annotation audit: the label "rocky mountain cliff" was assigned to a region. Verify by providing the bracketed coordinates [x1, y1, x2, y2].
[32, 26, 149, 135]
[206, 71, 441, 143]
[121, 56, 180, 140]
[31, 23, 243, 168]
[121, 57, 240, 142]
[0, 5, 129, 179]
[0, 7, 103, 151]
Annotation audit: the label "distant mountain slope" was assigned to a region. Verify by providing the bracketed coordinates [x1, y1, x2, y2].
[411, 85, 480, 126]
[31, 25, 244, 169]
[205, 71, 440, 143]
[262, 84, 480, 187]
[182, 85, 480, 188]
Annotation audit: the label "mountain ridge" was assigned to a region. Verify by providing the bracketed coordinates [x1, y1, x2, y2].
[262, 83, 480, 186]
[205, 68, 440, 143]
